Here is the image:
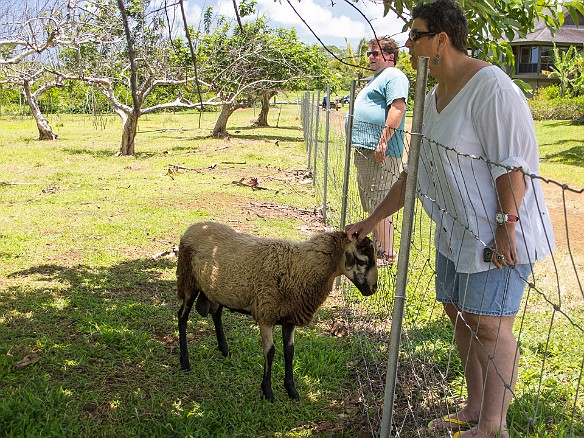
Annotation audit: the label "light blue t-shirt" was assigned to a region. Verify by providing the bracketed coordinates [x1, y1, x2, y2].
[350, 67, 409, 157]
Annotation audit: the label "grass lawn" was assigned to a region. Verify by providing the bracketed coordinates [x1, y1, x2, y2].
[1, 107, 583, 437]
[536, 119, 584, 189]
[1, 108, 369, 437]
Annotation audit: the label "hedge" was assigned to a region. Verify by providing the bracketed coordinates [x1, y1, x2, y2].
[529, 95, 584, 121]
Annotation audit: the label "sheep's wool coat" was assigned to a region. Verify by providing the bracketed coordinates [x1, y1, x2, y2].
[177, 222, 347, 327]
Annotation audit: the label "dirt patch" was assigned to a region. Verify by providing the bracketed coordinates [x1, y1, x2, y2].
[542, 183, 584, 254]
[236, 200, 328, 233]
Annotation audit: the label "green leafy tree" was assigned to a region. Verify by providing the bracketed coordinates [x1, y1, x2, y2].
[383, 0, 584, 70]
[543, 44, 584, 98]
[252, 27, 331, 127]
[572, 51, 584, 97]
[191, 11, 331, 136]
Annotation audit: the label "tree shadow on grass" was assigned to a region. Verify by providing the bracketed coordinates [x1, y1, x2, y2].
[0, 257, 373, 436]
[62, 147, 124, 158]
[3, 258, 178, 349]
[542, 145, 584, 167]
[229, 124, 302, 132]
[539, 120, 583, 128]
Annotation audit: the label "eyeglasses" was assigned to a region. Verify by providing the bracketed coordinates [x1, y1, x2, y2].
[366, 50, 390, 57]
[408, 29, 437, 41]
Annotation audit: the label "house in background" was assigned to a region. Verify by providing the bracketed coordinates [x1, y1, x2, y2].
[509, 11, 584, 91]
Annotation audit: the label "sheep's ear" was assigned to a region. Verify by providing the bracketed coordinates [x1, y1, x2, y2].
[345, 250, 355, 269]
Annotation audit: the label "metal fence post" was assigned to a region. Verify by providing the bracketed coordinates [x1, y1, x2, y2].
[379, 56, 430, 438]
[340, 79, 357, 230]
[302, 93, 308, 145]
[313, 90, 321, 183]
[307, 93, 314, 169]
[322, 86, 331, 223]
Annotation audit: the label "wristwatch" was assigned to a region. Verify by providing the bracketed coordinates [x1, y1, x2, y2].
[496, 212, 519, 225]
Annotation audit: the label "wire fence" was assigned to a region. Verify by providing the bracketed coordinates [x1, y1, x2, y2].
[301, 76, 584, 437]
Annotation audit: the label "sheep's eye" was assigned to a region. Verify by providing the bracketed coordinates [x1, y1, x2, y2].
[356, 258, 368, 266]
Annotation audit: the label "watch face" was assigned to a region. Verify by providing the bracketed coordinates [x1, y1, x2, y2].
[496, 212, 505, 224]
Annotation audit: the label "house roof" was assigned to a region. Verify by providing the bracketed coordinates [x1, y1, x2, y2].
[510, 11, 584, 45]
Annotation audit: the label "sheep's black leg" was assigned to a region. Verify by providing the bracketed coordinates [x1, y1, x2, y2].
[260, 324, 275, 402]
[282, 323, 299, 400]
[211, 305, 229, 357]
[178, 293, 197, 371]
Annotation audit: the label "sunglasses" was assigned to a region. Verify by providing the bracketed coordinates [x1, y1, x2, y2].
[408, 29, 437, 41]
[366, 50, 390, 57]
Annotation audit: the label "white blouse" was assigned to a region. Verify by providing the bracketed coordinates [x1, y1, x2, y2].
[416, 65, 555, 273]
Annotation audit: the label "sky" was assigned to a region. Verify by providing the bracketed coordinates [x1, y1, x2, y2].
[186, 0, 411, 50]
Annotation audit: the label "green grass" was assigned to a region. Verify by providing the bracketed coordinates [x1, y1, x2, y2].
[0, 108, 367, 437]
[535, 119, 584, 189]
[1, 108, 583, 437]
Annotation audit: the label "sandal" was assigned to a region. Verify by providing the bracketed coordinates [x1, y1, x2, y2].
[453, 428, 509, 438]
[428, 414, 476, 431]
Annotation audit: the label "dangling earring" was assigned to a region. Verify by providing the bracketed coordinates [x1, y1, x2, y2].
[433, 53, 441, 65]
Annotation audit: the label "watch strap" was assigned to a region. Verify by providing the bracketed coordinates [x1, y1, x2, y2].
[496, 212, 519, 224]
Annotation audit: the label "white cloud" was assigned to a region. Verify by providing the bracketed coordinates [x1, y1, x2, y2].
[194, 0, 408, 47]
[256, 0, 407, 46]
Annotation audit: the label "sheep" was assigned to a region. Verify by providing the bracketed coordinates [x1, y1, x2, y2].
[176, 221, 378, 401]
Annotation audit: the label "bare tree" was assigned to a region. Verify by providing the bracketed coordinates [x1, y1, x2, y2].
[0, 0, 95, 139]
[1, 66, 63, 139]
[0, 1, 65, 65]
[55, 0, 207, 155]
[188, 12, 330, 136]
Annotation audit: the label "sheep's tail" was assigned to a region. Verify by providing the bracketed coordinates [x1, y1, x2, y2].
[176, 241, 197, 302]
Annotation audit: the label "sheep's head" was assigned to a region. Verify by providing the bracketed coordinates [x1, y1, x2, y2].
[342, 236, 378, 296]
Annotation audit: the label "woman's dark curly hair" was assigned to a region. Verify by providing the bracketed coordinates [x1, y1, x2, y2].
[412, 0, 468, 53]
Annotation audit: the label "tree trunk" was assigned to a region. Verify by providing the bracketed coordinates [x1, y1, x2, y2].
[118, 112, 138, 156]
[212, 103, 236, 138]
[24, 81, 57, 140]
[254, 92, 276, 127]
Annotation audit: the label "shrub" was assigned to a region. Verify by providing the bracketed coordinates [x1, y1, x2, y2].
[534, 84, 563, 100]
[529, 94, 584, 121]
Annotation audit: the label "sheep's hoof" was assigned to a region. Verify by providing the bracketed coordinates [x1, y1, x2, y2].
[261, 388, 274, 402]
[285, 384, 299, 401]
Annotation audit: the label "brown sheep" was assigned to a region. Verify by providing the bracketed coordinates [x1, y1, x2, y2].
[176, 221, 378, 401]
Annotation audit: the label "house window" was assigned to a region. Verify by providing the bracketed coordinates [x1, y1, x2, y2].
[541, 47, 554, 72]
[517, 46, 539, 73]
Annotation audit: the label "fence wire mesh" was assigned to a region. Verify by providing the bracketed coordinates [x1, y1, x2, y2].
[301, 91, 583, 437]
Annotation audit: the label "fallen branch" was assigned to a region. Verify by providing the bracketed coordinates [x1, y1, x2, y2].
[168, 163, 203, 173]
[232, 177, 271, 191]
[1, 181, 36, 185]
[152, 245, 179, 260]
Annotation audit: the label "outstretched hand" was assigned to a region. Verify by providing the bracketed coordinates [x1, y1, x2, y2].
[345, 216, 377, 242]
